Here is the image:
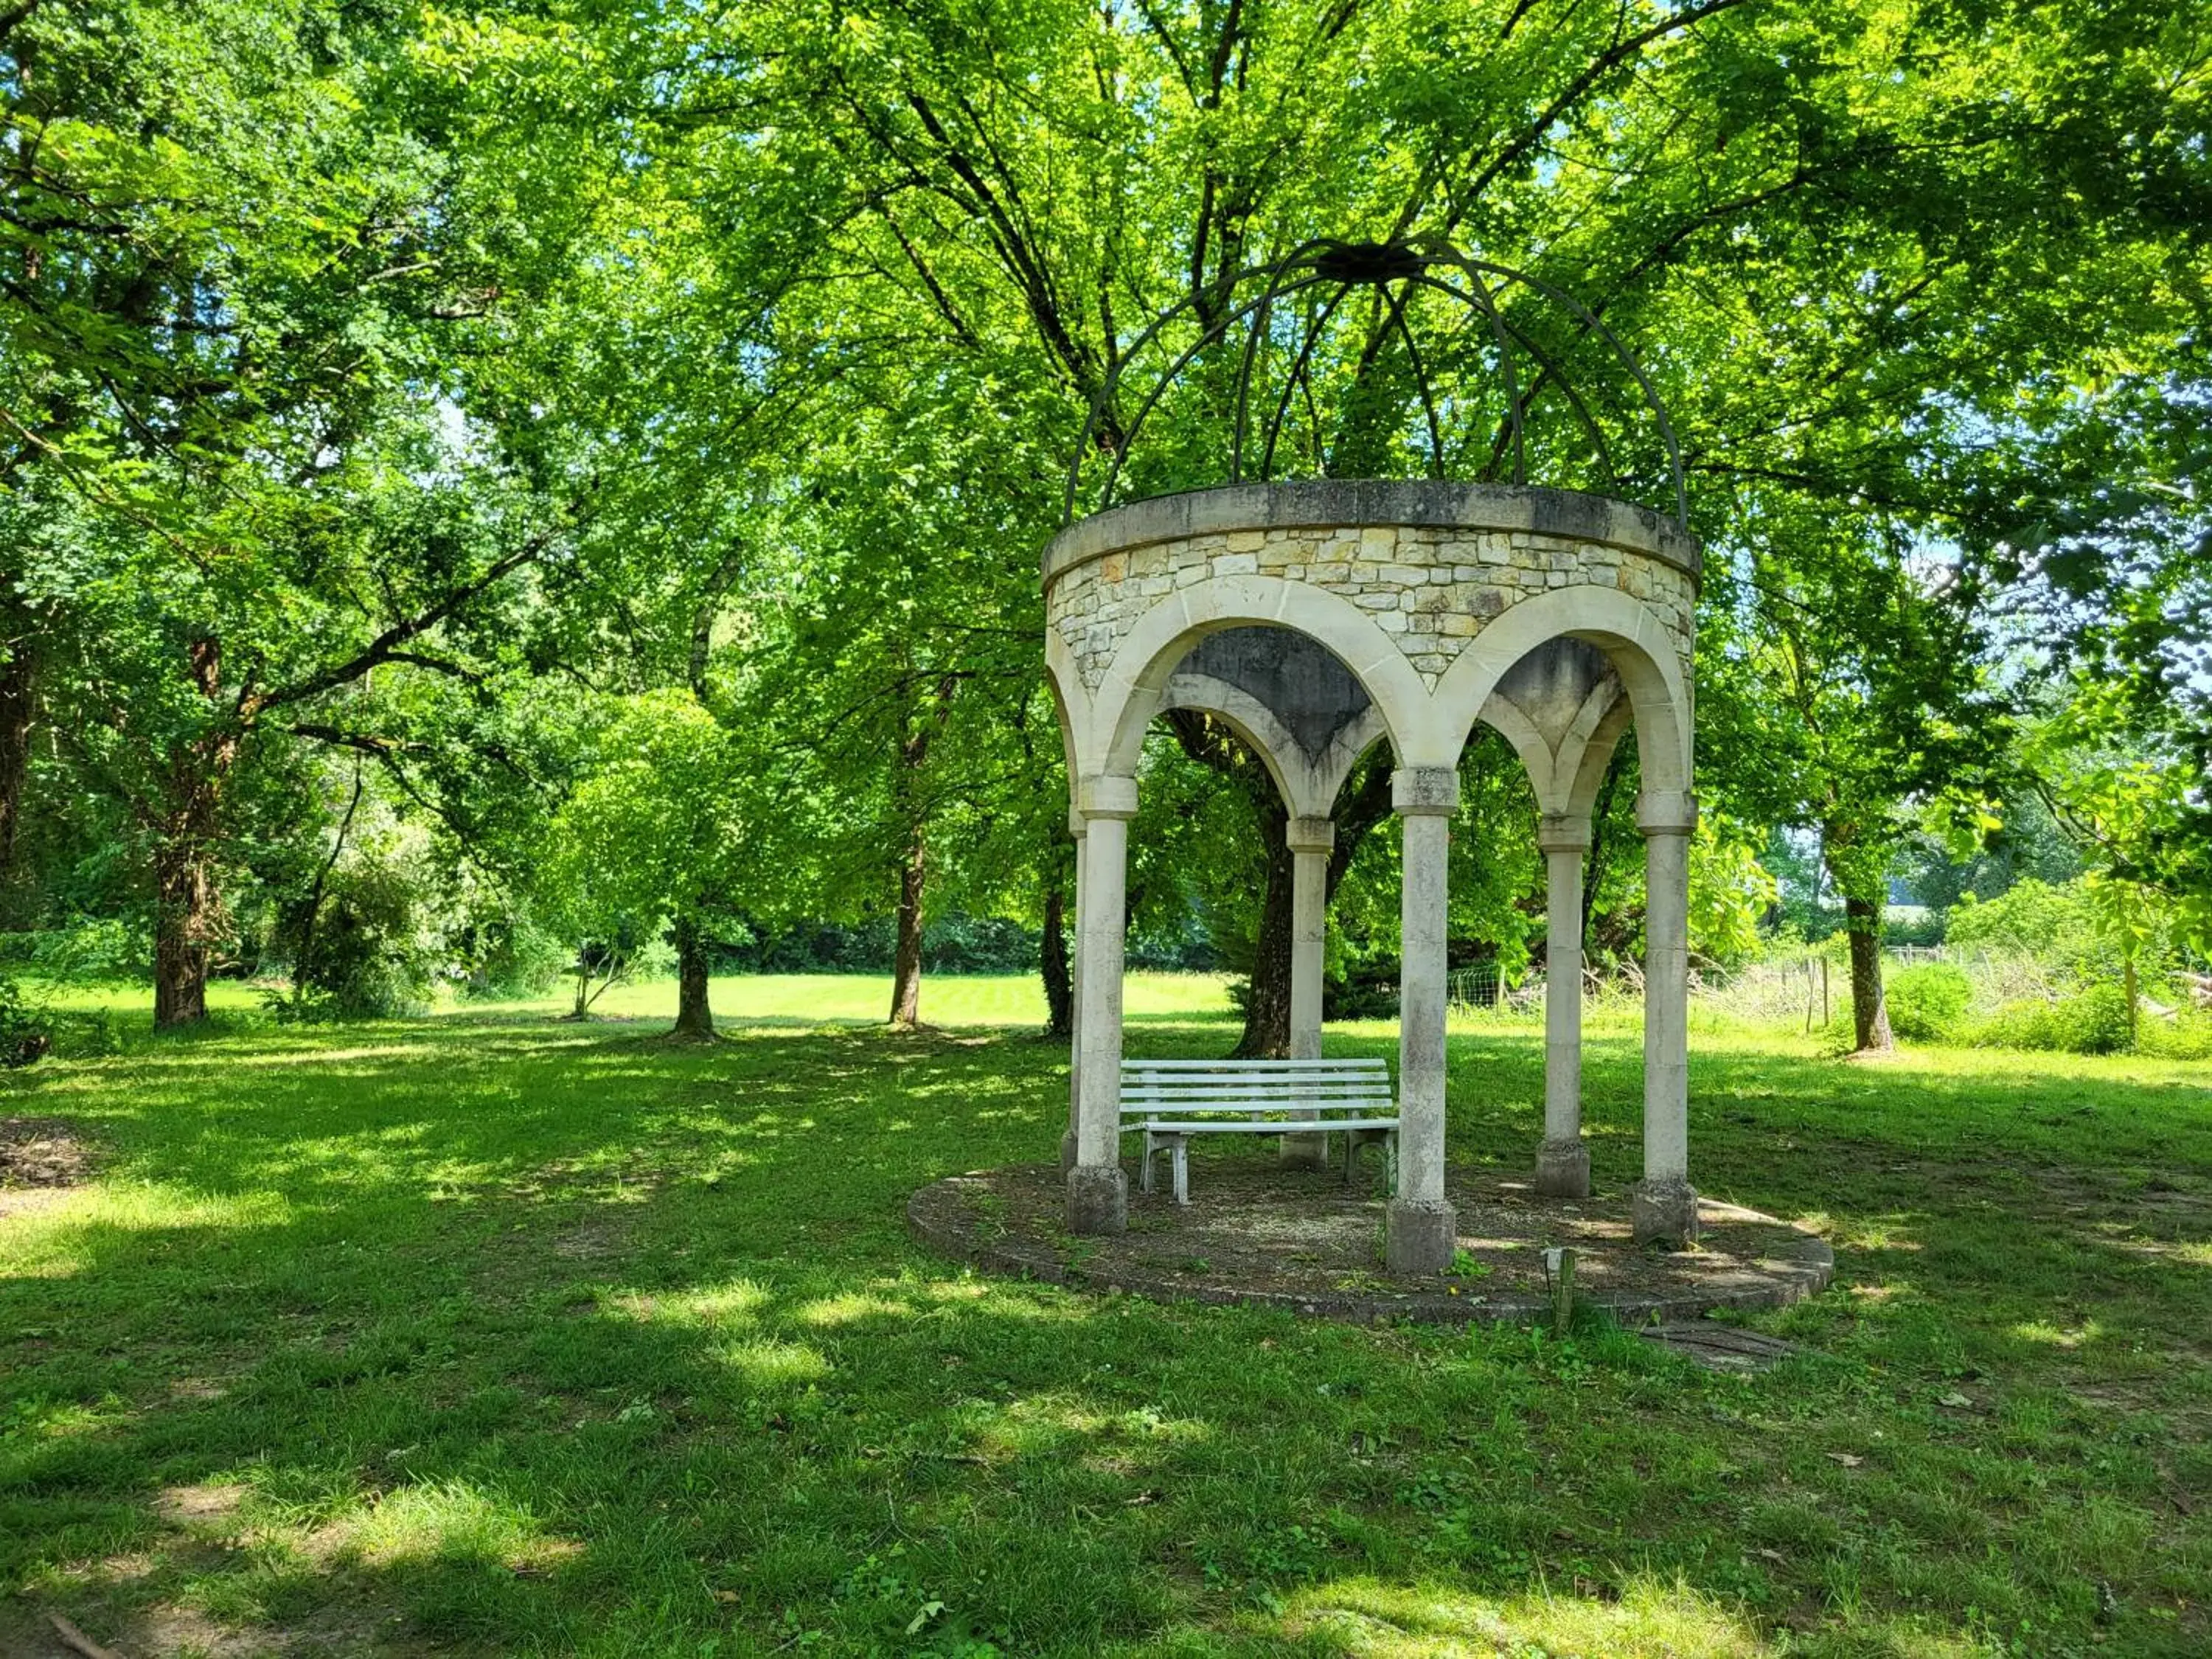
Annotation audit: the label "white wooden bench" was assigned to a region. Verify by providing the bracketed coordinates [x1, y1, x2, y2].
[1119, 1057, 1399, 1204]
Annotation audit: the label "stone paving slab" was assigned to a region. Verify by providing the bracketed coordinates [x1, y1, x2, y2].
[909, 1158, 1833, 1326]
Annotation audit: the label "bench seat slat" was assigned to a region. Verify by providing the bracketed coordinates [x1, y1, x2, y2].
[1121, 1085, 1391, 1099]
[1121, 1057, 1383, 1065]
[1121, 1078, 1390, 1087]
[1124, 1108, 1392, 1121]
[1133, 1117, 1398, 1133]
[1122, 1078, 1385, 1089]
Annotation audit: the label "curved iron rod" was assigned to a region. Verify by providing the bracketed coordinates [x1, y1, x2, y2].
[1093, 301, 1251, 510]
[1401, 269, 1526, 487]
[1495, 312, 1622, 495]
[1085, 273, 1335, 514]
[1063, 242, 1343, 521]
[1381, 282, 1447, 480]
[1259, 281, 1354, 480]
[1230, 276, 1335, 483]
[1231, 243, 1328, 482]
[1450, 254, 1689, 528]
[1403, 267, 1622, 489]
[1229, 288, 1272, 484]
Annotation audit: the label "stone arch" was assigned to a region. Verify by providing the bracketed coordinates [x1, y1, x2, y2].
[1469, 692, 1560, 813]
[1430, 585, 1691, 793]
[1470, 650, 1638, 818]
[1564, 686, 1637, 821]
[1154, 671, 1307, 815]
[1043, 641, 1082, 793]
[1085, 574, 1426, 781]
[1160, 672, 1398, 821]
[1315, 704, 1391, 808]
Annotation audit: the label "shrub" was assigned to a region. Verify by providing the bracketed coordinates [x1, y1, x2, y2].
[0, 977, 51, 1066]
[922, 914, 1036, 973]
[462, 913, 571, 999]
[1882, 907, 1945, 949]
[1971, 983, 2134, 1055]
[2139, 1009, 2212, 1062]
[1884, 962, 1973, 1043]
[0, 919, 153, 984]
[1946, 879, 2109, 980]
[1324, 967, 1399, 1022]
[296, 887, 434, 1017]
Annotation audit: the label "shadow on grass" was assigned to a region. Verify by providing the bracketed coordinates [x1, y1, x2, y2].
[1, 1012, 2206, 1655]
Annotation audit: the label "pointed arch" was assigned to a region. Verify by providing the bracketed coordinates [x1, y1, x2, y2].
[1084, 574, 1433, 779]
[1430, 585, 1691, 794]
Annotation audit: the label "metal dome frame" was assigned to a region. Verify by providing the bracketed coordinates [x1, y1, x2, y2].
[1063, 235, 1689, 531]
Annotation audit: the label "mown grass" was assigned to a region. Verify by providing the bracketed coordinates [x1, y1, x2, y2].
[1, 973, 2207, 1658]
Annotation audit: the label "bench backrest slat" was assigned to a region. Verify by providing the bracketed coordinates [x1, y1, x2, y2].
[1124, 1066, 1380, 1079]
[1117, 1056, 1394, 1125]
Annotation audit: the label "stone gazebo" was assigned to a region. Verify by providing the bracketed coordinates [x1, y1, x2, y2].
[1044, 479, 1703, 1271]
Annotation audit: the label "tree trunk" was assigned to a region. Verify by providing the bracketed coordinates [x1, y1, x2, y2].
[889, 832, 925, 1026]
[1236, 748, 1394, 1056]
[151, 640, 238, 1029]
[153, 838, 218, 1027]
[1584, 743, 1626, 947]
[1843, 892, 1893, 1051]
[1236, 803, 1296, 1057]
[0, 630, 35, 891]
[292, 761, 365, 1011]
[672, 917, 715, 1039]
[1040, 877, 1072, 1038]
[886, 675, 956, 1029]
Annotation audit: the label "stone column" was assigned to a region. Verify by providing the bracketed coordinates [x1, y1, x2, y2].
[1536, 813, 1592, 1199]
[1634, 790, 1699, 1247]
[1386, 766, 1458, 1275]
[1281, 815, 1334, 1170]
[1068, 775, 1138, 1235]
[1060, 808, 1086, 1173]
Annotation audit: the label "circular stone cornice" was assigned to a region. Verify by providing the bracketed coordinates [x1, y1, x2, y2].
[1042, 480, 1702, 592]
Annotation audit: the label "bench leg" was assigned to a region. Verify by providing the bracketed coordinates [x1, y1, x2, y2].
[1172, 1138, 1189, 1206]
[1343, 1130, 1396, 1194]
[1139, 1130, 1155, 1195]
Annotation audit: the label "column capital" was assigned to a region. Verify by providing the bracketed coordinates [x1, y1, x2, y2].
[1077, 773, 1139, 820]
[1068, 804, 1088, 839]
[1285, 815, 1335, 855]
[1391, 766, 1460, 818]
[1536, 813, 1592, 855]
[1637, 790, 1698, 835]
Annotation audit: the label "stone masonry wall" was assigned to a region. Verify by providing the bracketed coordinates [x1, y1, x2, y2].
[1047, 524, 1696, 695]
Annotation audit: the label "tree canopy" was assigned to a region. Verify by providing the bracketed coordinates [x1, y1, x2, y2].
[0, 0, 2202, 1043]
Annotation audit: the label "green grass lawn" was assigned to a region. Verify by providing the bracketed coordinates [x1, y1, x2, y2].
[1, 973, 2207, 1657]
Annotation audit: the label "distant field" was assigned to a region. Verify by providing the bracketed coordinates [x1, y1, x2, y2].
[24, 969, 1237, 1031]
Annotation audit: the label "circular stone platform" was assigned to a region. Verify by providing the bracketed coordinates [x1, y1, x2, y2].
[908, 1161, 1832, 1324]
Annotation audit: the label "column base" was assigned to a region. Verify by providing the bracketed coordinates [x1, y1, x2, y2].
[1384, 1198, 1458, 1276]
[1631, 1178, 1700, 1249]
[1279, 1130, 1330, 1172]
[1534, 1137, 1591, 1199]
[1058, 1128, 1079, 1173]
[1065, 1165, 1128, 1235]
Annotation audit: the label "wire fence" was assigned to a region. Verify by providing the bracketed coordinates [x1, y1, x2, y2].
[1444, 946, 2088, 1028]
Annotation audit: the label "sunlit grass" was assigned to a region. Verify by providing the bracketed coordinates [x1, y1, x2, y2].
[1287, 1576, 1775, 1658]
[0, 972, 2205, 1655]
